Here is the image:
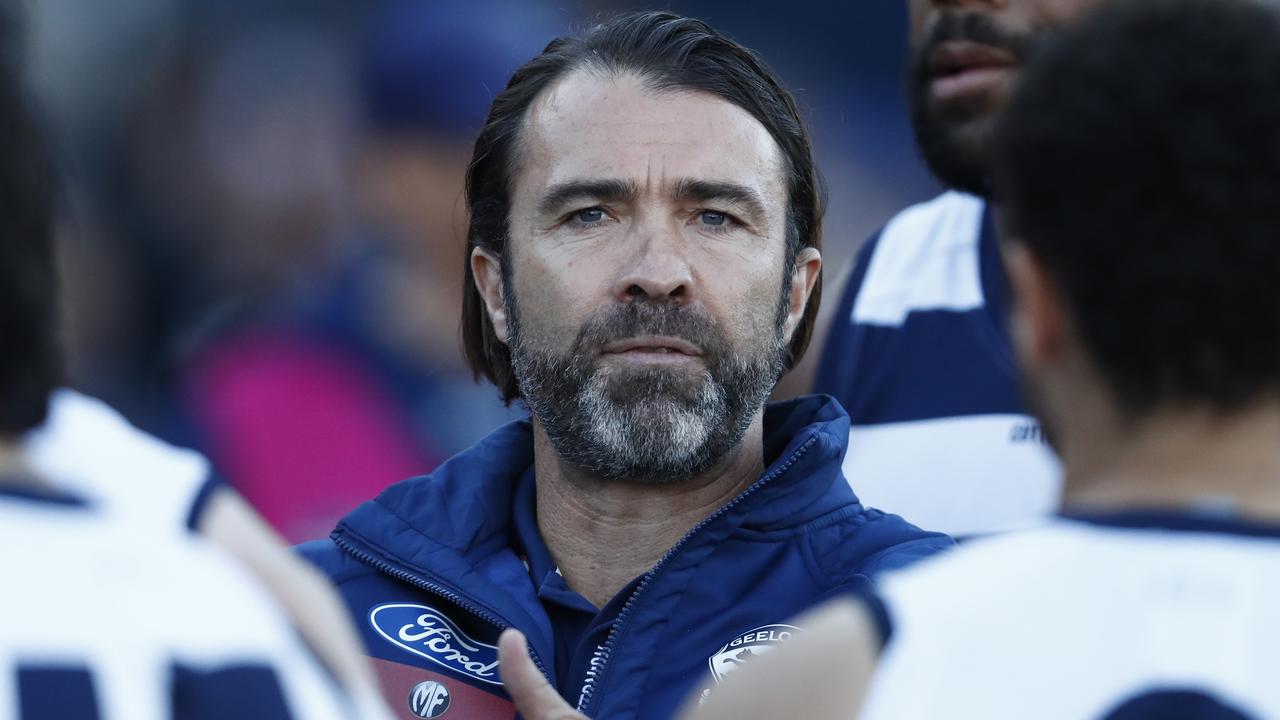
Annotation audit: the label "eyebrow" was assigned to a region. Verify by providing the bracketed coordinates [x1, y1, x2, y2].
[537, 179, 640, 216]
[535, 177, 771, 226]
[671, 179, 769, 225]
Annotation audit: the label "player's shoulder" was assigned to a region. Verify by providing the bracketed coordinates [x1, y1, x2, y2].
[29, 389, 206, 469]
[878, 521, 1050, 592]
[881, 516, 1280, 613]
[873, 520, 1124, 621]
[22, 388, 213, 527]
[849, 191, 989, 327]
[863, 517, 1280, 719]
[876, 190, 987, 255]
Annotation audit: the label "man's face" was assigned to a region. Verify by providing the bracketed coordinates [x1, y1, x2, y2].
[906, 0, 1108, 196]
[491, 70, 809, 484]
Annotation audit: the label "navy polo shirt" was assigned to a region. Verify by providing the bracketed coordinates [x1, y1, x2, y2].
[509, 468, 641, 704]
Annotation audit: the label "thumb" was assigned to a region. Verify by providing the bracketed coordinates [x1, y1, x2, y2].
[498, 628, 588, 720]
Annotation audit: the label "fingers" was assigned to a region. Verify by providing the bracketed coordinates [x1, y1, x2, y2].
[498, 629, 588, 720]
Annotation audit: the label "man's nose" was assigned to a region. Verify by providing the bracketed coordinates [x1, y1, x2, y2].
[611, 220, 694, 305]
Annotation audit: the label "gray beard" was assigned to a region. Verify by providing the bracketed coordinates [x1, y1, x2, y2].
[507, 298, 786, 485]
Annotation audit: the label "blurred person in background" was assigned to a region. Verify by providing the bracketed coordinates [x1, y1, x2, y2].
[177, 1, 544, 541]
[0, 31, 391, 718]
[669, 1, 1280, 717]
[33, 0, 552, 542]
[813, 0, 1111, 537]
[34, 1, 388, 540]
[347, 0, 543, 452]
[301, 11, 950, 720]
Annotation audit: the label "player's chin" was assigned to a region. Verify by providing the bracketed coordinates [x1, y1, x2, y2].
[913, 95, 998, 160]
[943, 114, 999, 161]
[934, 93, 1005, 134]
[913, 113, 998, 197]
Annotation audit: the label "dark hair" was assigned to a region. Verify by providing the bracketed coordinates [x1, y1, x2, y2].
[461, 11, 823, 403]
[0, 55, 60, 435]
[994, 0, 1280, 414]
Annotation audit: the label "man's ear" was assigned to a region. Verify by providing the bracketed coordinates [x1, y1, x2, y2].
[783, 247, 823, 344]
[1002, 240, 1066, 367]
[471, 247, 509, 344]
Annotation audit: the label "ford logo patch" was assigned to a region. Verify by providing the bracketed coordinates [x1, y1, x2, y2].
[369, 603, 501, 685]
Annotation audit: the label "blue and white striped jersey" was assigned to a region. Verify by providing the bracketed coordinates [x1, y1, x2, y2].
[861, 512, 1280, 719]
[815, 192, 1060, 536]
[0, 484, 365, 720]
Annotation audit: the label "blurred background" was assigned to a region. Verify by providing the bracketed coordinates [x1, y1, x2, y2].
[14, 0, 939, 542]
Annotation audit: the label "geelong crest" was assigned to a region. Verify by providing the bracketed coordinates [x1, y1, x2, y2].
[707, 624, 802, 683]
[369, 604, 501, 685]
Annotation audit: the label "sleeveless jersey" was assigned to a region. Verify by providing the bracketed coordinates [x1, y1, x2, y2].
[0, 485, 371, 719]
[862, 513, 1280, 719]
[815, 192, 1060, 536]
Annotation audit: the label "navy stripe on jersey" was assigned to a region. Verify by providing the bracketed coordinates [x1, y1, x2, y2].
[17, 666, 101, 720]
[1101, 689, 1255, 719]
[831, 312, 1023, 424]
[172, 664, 294, 720]
[1062, 509, 1280, 539]
[815, 204, 1023, 426]
[183, 473, 224, 531]
[0, 483, 89, 508]
[15, 663, 298, 719]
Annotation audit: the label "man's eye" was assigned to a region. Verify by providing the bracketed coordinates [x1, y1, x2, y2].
[700, 210, 728, 227]
[575, 208, 605, 223]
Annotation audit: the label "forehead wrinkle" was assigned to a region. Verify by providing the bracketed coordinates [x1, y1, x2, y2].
[515, 68, 790, 220]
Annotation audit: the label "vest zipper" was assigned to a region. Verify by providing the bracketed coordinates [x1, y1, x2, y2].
[574, 643, 608, 711]
[574, 436, 818, 716]
[331, 532, 553, 681]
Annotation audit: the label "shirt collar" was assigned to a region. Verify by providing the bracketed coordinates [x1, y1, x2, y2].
[1060, 508, 1280, 540]
[510, 467, 602, 613]
[511, 467, 555, 577]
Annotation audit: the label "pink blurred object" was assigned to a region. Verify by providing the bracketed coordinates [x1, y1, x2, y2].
[186, 331, 440, 542]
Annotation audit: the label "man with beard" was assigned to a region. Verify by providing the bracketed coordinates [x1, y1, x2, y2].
[813, 0, 1109, 537]
[507, 1, 1280, 718]
[300, 11, 950, 720]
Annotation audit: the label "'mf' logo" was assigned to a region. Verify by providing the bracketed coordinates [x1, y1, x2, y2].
[408, 680, 451, 718]
[370, 604, 501, 685]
